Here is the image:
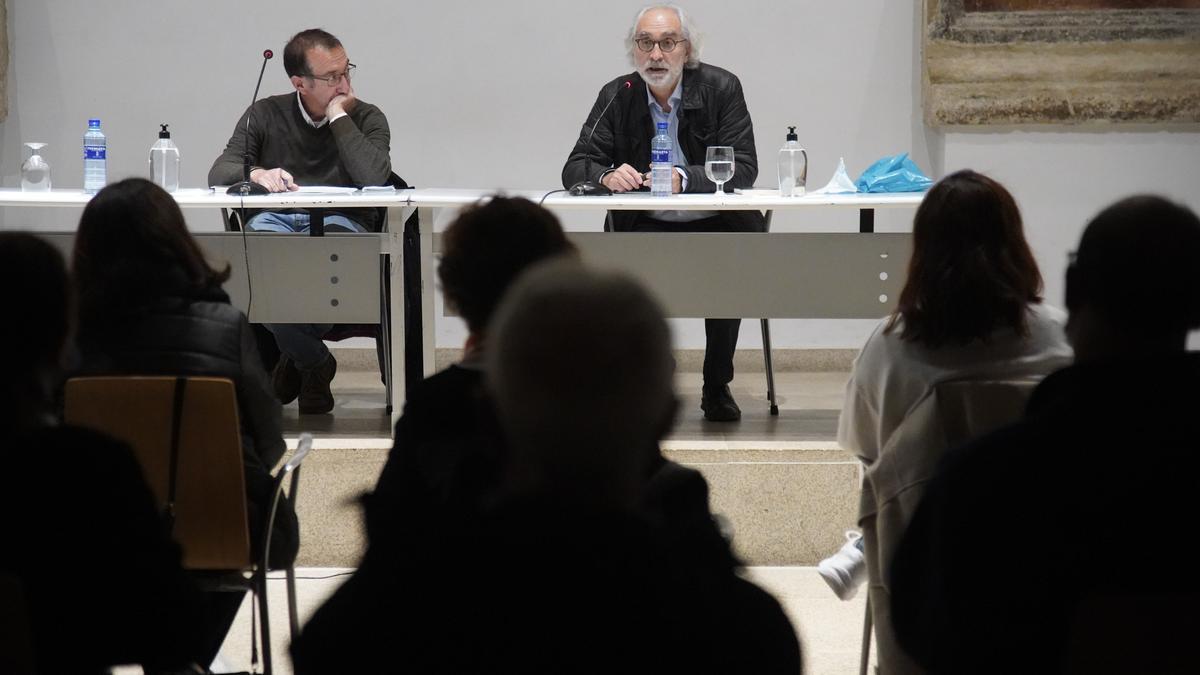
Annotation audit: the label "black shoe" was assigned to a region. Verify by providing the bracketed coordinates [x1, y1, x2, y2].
[701, 385, 741, 422]
[298, 352, 337, 415]
[272, 355, 301, 405]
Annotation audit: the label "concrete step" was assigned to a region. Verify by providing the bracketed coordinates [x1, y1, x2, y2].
[289, 438, 862, 568]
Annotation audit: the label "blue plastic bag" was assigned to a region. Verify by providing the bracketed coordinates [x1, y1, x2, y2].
[855, 153, 933, 193]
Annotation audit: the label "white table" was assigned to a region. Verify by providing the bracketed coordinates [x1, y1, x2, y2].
[2, 187, 924, 425]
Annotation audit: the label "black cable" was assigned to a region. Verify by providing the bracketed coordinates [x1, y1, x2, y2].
[539, 188, 568, 205]
[239, 195, 253, 319]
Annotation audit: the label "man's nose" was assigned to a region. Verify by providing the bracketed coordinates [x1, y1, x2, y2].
[650, 43, 665, 58]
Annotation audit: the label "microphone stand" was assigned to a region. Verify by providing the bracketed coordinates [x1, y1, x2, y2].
[227, 50, 274, 196]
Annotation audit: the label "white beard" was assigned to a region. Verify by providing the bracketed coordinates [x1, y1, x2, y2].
[638, 59, 682, 88]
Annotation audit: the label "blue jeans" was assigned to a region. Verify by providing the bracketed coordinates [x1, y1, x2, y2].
[246, 211, 368, 234]
[247, 211, 366, 369]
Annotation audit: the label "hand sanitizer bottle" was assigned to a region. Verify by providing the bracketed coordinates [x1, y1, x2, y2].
[149, 123, 181, 192]
[778, 126, 807, 197]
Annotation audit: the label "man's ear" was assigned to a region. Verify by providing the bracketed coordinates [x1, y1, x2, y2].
[290, 75, 306, 93]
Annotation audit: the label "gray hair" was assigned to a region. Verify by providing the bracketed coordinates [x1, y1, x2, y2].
[626, 4, 702, 69]
[485, 259, 676, 505]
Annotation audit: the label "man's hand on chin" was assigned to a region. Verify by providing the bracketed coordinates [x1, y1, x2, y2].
[326, 89, 358, 120]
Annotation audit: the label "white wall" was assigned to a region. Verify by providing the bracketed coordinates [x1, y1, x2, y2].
[2, 0, 1197, 349]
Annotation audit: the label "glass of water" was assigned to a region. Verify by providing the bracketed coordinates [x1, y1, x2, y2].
[21, 142, 52, 192]
[704, 146, 735, 195]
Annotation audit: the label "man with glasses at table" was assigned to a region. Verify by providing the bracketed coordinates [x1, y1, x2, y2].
[209, 28, 392, 415]
[562, 4, 765, 422]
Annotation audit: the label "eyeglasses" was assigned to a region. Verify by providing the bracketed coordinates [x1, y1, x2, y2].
[306, 63, 356, 86]
[634, 37, 687, 53]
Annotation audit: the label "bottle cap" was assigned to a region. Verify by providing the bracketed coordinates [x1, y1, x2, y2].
[657, 122, 669, 131]
[786, 126, 798, 142]
[159, 124, 171, 139]
[88, 119, 101, 128]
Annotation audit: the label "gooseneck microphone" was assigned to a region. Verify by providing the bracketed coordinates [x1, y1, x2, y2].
[568, 79, 633, 197]
[227, 49, 275, 196]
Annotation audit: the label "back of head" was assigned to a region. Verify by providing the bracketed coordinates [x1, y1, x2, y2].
[284, 28, 342, 77]
[1068, 195, 1200, 342]
[437, 195, 575, 337]
[72, 178, 229, 330]
[0, 233, 70, 427]
[891, 169, 1043, 347]
[485, 260, 675, 508]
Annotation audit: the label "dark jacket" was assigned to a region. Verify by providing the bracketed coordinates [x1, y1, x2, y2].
[890, 354, 1200, 674]
[72, 288, 297, 567]
[562, 63, 767, 233]
[1, 425, 204, 674]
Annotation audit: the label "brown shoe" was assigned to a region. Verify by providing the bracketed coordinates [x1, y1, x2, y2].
[272, 355, 301, 405]
[298, 353, 337, 415]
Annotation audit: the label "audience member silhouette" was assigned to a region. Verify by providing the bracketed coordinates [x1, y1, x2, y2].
[293, 260, 801, 673]
[890, 195, 1200, 674]
[362, 195, 576, 555]
[839, 169, 1072, 462]
[0, 232, 203, 674]
[68, 178, 298, 666]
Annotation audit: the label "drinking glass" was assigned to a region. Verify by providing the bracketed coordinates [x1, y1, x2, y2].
[21, 142, 51, 192]
[704, 146, 735, 195]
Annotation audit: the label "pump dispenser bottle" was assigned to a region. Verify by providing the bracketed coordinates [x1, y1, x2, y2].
[149, 123, 180, 192]
[777, 126, 807, 197]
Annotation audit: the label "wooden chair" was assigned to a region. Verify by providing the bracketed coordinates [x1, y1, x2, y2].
[64, 376, 313, 675]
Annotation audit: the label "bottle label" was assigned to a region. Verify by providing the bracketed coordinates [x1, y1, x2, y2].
[84, 147, 106, 160]
[651, 149, 670, 164]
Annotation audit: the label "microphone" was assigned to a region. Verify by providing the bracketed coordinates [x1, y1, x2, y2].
[568, 79, 633, 196]
[227, 49, 275, 196]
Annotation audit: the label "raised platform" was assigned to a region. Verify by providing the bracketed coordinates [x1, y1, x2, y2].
[285, 349, 861, 567]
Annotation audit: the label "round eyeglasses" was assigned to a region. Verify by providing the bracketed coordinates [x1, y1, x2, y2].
[634, 38, 687, 53]
[306, 63, 356, 86]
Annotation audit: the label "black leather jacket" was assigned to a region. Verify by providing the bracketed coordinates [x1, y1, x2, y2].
[562, 62, 766, 233]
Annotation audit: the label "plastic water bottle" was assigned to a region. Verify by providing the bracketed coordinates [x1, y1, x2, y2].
[83, 119, 107, 194]
[149, 123, 181, 192]
[778, 126, 807, 197]
[650, 121, 673, 197]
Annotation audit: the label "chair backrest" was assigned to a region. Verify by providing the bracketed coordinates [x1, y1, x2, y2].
[64, 376, 252, 571]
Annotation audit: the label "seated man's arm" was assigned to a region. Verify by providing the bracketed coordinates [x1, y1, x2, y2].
[208, 104, 260, 187]
[330, 101, 392, 187]
[562, 83, 621, 189]
[680, 75, 759, 193]
[208, 103, 298, 192]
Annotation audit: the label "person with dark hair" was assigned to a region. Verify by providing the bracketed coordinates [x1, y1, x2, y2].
[562, 4, 766, 422]
[890, 195, 1200, 674]
[0, 232, 204, 674]
[70, 178, 298, 667]
[292, 196, 577, 671]
[208, 27, 392, 414]
[838, 169, 1072, 464]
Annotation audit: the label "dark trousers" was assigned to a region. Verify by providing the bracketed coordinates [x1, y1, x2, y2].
[630, 213, 745, 388]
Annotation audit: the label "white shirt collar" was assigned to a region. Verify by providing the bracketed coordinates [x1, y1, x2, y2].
[297, 92, 328, 128]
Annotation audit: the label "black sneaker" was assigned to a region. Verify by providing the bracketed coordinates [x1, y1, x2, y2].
[701, 385, 741, 422]
[272, 355, 301, 405]
[298, 352, 337, 415]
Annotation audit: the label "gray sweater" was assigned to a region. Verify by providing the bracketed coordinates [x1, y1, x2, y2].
[208, 93, 392, 231]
